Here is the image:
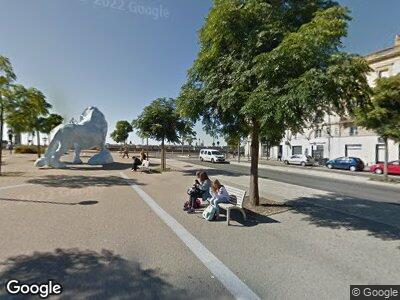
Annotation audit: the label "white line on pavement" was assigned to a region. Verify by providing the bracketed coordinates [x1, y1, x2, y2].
[120, 172, 260, 300]
[0, 184, 34, 191]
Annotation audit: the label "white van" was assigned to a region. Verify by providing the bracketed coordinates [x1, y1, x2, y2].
[199, 149, 225, 163]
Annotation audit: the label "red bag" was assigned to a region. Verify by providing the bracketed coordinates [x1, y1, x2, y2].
[183, 199, 201, 210]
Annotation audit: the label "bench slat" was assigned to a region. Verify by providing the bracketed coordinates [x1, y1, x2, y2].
[225, 185, 246, 208]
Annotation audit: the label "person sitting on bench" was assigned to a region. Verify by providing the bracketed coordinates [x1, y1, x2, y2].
[131, 156, 142, 172]
[187, 172, 211, 213]
[209, 179, 230, 217]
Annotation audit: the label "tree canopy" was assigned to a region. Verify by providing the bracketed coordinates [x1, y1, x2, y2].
[355, 74, 400, 180]
[6, 85, 63, 157]
[110, 120, 133, 144]
[0, 56, 17, 174]
[132, 98, 193, 170]
[356, 74, 400, 141]
[177, 0, 371, 204]
[132, 98, 193, 145]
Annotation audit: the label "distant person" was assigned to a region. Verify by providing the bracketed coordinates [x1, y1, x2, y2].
[131, 156, 142, 171]
[187, 172, 212, 213]
[209, 179, 230, 217]
[7, 141, 13, 154]
[140, 149, 147, 162]
[122, 145, 129, 158]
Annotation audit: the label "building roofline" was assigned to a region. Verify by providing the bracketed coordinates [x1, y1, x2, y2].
[364, 44, 400, 64]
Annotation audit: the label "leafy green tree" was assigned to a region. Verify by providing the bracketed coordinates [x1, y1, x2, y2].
[0, 56, 16, 175]
[38, 114, 64, 135]
[110, 120, 133, 144]
[178, 0, 370, 205]
[132, 98, 193, 171]
[355, 74, 400, 180]
[6, 86, 61, 158]
[181, 132, 196, 155]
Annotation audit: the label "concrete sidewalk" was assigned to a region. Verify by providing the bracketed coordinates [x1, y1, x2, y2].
[136, 158, 400, 299]
[166, 158, 400, 231]
[1, 153, 399, 299]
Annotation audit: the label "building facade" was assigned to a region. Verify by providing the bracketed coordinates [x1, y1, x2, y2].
[246, 35, 400, 166]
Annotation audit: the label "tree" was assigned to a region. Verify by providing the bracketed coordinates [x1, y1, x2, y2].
[110, 120, 133, 144]
[355, 74, 400, 181]
[0, 56, 16, 175]
[178, 0, 370, 205]
[38, 114, 64, 136]
[6, 86, 61, 158]
[181, 132, 196, 155]
[132, 98, 193, 171]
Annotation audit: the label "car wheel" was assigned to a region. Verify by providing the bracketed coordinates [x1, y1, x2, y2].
[301, 162, 306, 167]
[350, 166, 356, 172]
[211, 158, 215, 163]
[375, 168, 383, 175]
[327, 164, 333, 169]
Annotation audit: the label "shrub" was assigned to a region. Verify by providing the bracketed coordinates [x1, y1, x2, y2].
[14, 145, 47, 154]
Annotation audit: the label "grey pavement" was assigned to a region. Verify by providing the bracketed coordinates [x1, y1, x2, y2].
[0, 153, 399, 300]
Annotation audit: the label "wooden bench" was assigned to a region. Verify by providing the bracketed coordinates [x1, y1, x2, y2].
[139, 160, 151, 173]
[218, 185, 247, 225]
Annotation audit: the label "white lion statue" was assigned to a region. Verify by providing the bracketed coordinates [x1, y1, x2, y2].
[35, 106, 114, 168]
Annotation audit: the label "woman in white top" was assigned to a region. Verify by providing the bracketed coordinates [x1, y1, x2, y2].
[209, 179, 230, 215]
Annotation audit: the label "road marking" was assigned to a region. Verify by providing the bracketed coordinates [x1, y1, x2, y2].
[0, 184, 34, 191]
[120, 172, 260, 300]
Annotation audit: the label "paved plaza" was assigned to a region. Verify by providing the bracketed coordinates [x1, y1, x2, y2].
[0, 153, 400, 299]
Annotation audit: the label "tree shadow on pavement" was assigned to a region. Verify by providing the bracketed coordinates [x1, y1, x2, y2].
[287, 194, 400, 242]
[0, 197, 98, 206]
[27, 175, 142, 189]
[0, 248, 187, 299]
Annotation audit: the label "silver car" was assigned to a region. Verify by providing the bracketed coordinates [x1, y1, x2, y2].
[284, 155, 315, 167]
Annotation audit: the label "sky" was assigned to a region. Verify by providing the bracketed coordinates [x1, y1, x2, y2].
[1, 0, 399, 145]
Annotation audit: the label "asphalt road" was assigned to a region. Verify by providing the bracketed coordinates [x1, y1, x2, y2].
[177, 158, 400, 204]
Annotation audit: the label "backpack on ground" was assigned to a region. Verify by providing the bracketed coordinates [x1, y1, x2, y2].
[202, 205, 217, 221]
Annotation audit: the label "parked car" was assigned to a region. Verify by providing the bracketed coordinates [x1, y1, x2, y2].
[199, 149, 225, 163]
[370, 160, 400, 175]
[284, 155, 315, 167]
[325, 157, 365, 172]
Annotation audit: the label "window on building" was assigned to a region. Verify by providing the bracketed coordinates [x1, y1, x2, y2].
[292, 146, 302, 155]
[314, 129, 322, 138]
[349, 126, 358, 136]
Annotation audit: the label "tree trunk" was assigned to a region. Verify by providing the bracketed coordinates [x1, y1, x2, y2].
[36, 130, 41, 158]
[161, 138, 166, 171]
[146, 138, 149, 160]
[249, 119, 260, 206]
[0, 104, 4, 175]
[237, 140, 241, 163]
[384, 137, 389, 181]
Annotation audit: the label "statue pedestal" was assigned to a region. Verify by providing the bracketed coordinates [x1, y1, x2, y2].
[88, 149, 114, 165]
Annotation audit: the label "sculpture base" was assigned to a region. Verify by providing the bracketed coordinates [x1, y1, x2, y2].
[88, 149, 114, 165]
[34, 157, 66, 169]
